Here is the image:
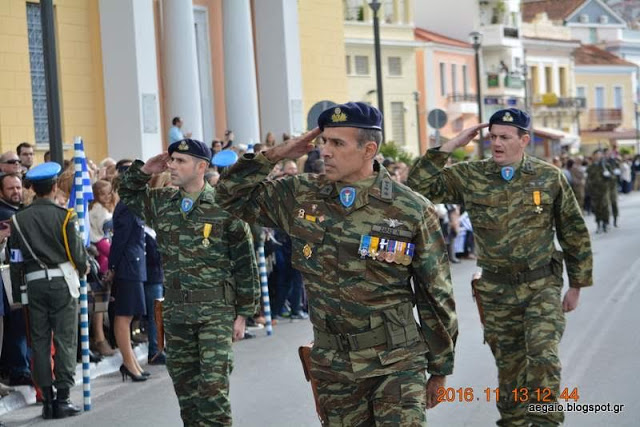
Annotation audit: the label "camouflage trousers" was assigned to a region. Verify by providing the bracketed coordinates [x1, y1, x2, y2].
[590, 188, 610, 224]
[315, 369, 427, 426]
[165, 314, 234, 427]
[608, 182, 618, 219]
[476, 274, 566, 427]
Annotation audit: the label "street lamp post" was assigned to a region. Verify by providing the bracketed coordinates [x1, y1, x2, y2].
[369, 0, 385, 141]
[470, 31, 484, 159]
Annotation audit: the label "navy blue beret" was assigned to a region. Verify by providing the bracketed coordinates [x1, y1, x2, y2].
[489, 108, 530, 131]
[26, 162, 62, 182]
[317, 102, 383, 131]
[168, 139, 212, 162]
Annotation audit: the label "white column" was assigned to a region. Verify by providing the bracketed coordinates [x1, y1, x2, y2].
[222, 0, 260, 145]
[162, 0, 203, 142]
[99, 0, 162, 161]
[254, 0, 304, 137]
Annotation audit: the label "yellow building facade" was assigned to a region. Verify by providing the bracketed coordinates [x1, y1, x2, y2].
[298, 0, 349, 122]
[0, 0, 107, 162]
[574, 45, 638, 150]
[343, 0, 421, 156]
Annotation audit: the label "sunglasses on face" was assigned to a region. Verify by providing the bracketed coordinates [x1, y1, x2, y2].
[2, 160, 21, 165]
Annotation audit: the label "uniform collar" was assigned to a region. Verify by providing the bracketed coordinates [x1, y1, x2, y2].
[486, 155, 536, 176]
[318, 161, 394, 205]
[170, 182, 215, 206]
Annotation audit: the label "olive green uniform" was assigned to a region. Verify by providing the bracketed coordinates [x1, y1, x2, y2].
[9, 199, 87, 391]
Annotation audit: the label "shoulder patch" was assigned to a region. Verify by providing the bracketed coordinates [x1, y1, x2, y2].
[10, 249, 23, 263]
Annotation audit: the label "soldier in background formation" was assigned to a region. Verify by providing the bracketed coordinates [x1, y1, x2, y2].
[407, 108, 593, 426]
[119, 139, 260, 426]
[216, 102, 457, 426]
[586, 149, 613, 233]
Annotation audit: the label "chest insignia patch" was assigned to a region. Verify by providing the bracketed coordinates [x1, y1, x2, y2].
[181, 197, 194, 213]
[501, 166, 515, 181]
[383, 218, 404, 228]
[303, 244, 313, 259]
[339, 187, 356, 208]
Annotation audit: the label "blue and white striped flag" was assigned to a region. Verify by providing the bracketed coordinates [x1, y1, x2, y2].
[68, 137, 94, 247]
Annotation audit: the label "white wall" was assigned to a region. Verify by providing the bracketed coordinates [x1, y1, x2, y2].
[254, 0, 304, 138]
[99, 0, 162, 161]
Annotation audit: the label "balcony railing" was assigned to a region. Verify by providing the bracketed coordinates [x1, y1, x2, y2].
[533, 95, 587, 109]
[587, 108, 622, 131]
[448, 94, 477, 103]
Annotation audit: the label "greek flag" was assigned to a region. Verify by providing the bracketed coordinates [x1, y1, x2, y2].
[68, 137, 94, 247]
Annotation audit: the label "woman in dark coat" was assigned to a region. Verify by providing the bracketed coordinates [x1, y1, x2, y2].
[108, 201, 147, 381]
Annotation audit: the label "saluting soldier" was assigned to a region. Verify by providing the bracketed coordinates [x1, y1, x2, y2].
[9, 162, 87, 419]
[586, 149, 612, 233]
[407, 108, 593, 426]
[216, 102, 458, 426]
[119, 139, 260, 426]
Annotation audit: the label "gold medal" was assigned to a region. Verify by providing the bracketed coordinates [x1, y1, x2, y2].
[202, 223, 212, 247]
[394, 242, 406, 264]
[533, 191, 542, 214]
[303, 244, 313, 259]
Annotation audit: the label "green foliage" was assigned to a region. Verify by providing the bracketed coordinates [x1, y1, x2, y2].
[379, 140, 414, 165]
[450, 148, 468, 162]
[619, 146, 632, 156]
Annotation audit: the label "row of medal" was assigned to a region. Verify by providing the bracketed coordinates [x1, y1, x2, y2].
[358, 235, 415, 266]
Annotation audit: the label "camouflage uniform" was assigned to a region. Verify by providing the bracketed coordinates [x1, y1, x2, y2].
[217, 153, 457, 426]
[569, 164, 586, 209]
[606, 157, 620, 224]
[586, 161, 612, 228]
[408, 151, 593, 426]
[120, 161, 260, 427]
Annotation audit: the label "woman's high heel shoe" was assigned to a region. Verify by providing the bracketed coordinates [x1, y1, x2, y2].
[119, 364, 147, 382]
[141, 370, 151, 377]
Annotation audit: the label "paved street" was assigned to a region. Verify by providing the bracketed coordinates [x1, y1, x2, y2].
[2, 192, 639, 426]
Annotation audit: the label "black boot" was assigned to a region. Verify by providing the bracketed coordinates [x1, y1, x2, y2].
[53, 387, 81, 419]
[596, 221, 601, 234]
[614, 216, 618, 227]
[42, 386, 54, 420]
[603, 222, 608, 233]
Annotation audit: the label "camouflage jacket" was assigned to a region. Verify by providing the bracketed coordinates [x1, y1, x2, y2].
[408, 150, 593, 288]
[119, 161, 260, 323]
[217, 153, 457, 378]
[586, 161, 613, 193]
[9, 199, 88, 298]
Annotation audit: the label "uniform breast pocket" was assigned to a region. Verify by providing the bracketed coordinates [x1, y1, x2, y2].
[467, 194, 507, 230]
[290, 218, 325, 276]
[521, 190, 553, 228]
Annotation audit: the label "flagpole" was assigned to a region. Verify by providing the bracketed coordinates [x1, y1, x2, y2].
[73, 136, 91, 411]
[257, 237, 272, 336]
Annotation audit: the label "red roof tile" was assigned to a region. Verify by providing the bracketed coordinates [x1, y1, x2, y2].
[414, 28, 471, 48]
[574, 44, 637, 66]
[522, 0, 586, 23]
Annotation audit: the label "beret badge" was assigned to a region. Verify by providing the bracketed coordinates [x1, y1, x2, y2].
[331, 107, 347, 123]
[178, 140, 189, 151]
[502, 112, 514, 122]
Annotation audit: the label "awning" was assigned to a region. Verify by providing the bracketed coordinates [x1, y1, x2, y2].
[533, 127, 580, 146]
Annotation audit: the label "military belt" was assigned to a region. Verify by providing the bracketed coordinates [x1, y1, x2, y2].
[313, 325, 387, 352]
[164, 287, 225, 304]
[482, 264, 554, 285]
[25, 268, 64, 282]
